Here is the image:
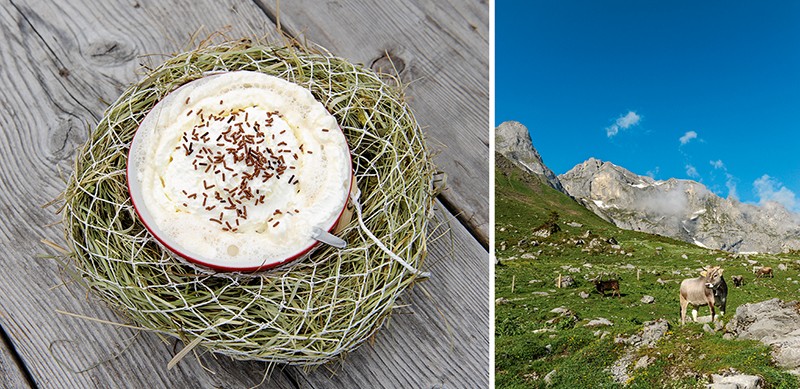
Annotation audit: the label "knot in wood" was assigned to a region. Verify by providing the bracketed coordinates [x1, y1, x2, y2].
[86, 39, 136, 66]
[371, 51, 406, 77]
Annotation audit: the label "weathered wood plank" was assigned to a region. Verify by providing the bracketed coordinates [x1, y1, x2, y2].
[291, 203, 489, 388]
[0, 0, 303, 387]
[0, 0, 488, 388]
[260, 0, 491, 245]
[0, 326, 32, 389]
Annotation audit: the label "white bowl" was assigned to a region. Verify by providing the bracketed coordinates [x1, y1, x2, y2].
[127, 71, 353, 272]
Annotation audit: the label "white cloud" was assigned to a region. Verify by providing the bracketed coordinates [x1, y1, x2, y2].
[606, 111, 641, 137]
[634, 183, 689, 217]
[753, 174, 797, 211]
[646, 166, 660, 179]
[685, 164, 699, 178]
[725, 174, 738, 201]
[679, 131, 698, 145]
[706, 160, 737, 200]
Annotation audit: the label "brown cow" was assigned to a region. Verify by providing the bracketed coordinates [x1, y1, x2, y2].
[679, 266, 725, 325]
[731, 275, 744, 287]
[755, 267, 774, 278]
[592, 277, 620, 298]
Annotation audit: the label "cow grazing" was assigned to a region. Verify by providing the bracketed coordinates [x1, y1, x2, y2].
[732, 275, 744, 287]
[755, 267, 774, 278]
[679, 266, 726, 325]
[592, 277, 620, 298]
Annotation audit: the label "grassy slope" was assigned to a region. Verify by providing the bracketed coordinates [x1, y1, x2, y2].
[494, 154, 800, 388]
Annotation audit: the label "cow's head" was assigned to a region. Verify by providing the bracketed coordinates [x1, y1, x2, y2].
[702, 266, 724, 289]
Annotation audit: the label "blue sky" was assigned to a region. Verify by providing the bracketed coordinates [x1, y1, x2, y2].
[496, 1, 800, 211]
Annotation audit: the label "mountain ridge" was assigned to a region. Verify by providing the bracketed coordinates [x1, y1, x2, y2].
[495, 121, 566, 193]
[558, 157, 800, 253]
[495, 120, 800, 253]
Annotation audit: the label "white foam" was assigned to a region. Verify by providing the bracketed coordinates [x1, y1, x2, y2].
[129, 71, 351, 269]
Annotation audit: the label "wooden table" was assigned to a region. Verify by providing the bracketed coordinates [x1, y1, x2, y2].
[0, 1, 489, 387]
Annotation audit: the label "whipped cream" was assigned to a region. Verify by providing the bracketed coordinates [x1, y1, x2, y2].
[129, 71, 351, 269]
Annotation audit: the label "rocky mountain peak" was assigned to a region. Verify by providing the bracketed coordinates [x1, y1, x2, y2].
[558, 158, 800, 253]
[495, 121, 565, 192]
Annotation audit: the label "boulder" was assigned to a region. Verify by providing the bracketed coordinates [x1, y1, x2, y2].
[640, 295, 655, 304]
[547, 306, 579, 328]
[533, 223, 560, 238]
[495, 297, 509, 305]
[555, 275, 575, 288]
[566, 222, 583, 228]
[609, 319, 669, 383]
[726, 299, 800, 371]
[709, 373, 762, 389]
[544, 370, 556, 386]
[640, 319, 670, 347]
[585, 318, 614, 327]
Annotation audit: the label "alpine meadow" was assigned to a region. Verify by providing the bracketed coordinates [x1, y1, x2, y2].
[494, 122, 800, 388]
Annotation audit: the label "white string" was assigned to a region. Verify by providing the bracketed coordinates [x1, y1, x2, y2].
[350, 188, 430, 279]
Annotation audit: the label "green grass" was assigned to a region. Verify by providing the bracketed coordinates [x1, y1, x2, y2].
[494, 154, 800, 388]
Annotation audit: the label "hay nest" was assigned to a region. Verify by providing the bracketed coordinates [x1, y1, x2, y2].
[62, 39, 435, 365]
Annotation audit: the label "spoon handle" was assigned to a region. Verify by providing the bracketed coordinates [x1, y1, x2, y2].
[312, 227, 347, 248]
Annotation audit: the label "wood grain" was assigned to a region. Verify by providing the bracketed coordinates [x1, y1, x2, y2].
[259, 0, 491, 245]
[0, 0, 488, 387]
[292, 204, 489, 388]
[0, 2, 301, 386]
[0, 329, 32, 389]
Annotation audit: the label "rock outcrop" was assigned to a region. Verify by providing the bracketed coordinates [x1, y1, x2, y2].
[609, 319, 669, 384]
[495, 121, 565, 193]
[709, 373, 763, 389]
[726, 299, 800, 374]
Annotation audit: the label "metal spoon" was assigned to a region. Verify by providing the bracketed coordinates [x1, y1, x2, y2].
[312, 227, 346, 248]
